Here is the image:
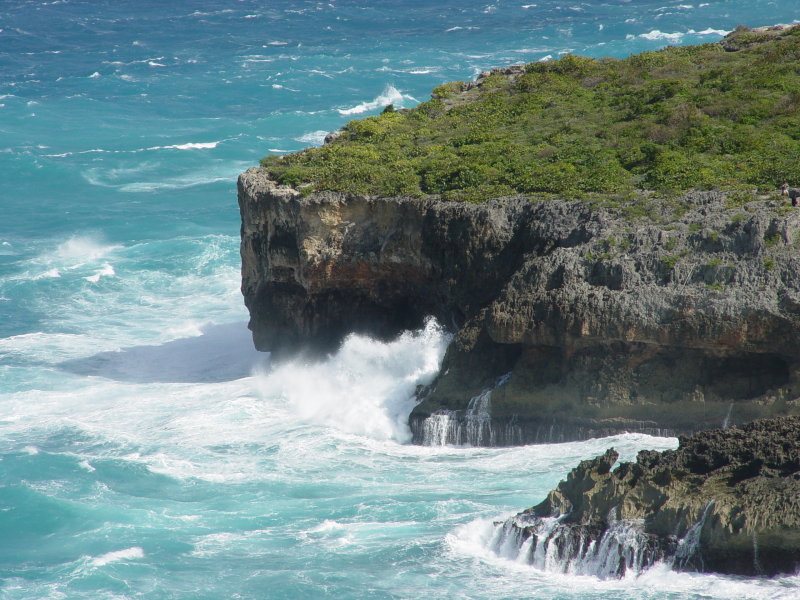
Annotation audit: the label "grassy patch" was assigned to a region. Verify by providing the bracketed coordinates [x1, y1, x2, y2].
[262, 26, 800, 202]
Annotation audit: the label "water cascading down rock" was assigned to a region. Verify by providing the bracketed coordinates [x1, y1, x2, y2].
[488, 417, 800, 577]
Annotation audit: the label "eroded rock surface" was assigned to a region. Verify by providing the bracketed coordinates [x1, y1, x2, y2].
[492, 417, 800, 577]
[239, 167, 800, 443]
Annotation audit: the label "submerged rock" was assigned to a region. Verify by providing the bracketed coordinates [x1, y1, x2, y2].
[239, 166, 800, 444]
[491, 417, 800, 577]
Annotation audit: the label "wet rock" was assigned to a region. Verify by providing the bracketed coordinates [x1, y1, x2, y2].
[238, 168, 800, 443]
[499, 417, 800, 576]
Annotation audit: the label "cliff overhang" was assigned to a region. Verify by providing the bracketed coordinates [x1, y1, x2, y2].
[239, 167, 800, 444]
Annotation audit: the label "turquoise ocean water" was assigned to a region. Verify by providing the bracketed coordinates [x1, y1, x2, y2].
[2, 1, 800, 598]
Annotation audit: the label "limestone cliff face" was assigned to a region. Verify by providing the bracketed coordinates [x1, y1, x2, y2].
[491, 417, 800, 577]
[239, 166, 800, 444]
[239, 166, 528, 355]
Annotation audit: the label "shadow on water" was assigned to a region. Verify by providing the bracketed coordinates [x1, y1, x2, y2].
[58, 322, 269, 384]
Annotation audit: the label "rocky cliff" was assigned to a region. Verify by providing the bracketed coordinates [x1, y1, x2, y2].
[239, 167, 800, 444]
[489, 417, 800, 577]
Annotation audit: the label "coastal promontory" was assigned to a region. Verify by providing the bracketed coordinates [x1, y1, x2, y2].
[240, 25, 800, 445]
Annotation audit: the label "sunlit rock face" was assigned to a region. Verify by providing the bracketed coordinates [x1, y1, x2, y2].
[239, 167, 800, 444]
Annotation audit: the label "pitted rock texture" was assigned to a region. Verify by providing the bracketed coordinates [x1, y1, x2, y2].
[515, 417, 800, 576]
[239, 167, 800, 442]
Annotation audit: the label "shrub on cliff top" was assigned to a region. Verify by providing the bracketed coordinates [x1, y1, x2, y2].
[261, 26, 800, 201]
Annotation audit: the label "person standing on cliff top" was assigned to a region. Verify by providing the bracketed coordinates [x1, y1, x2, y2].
[781, 182, 799, 206]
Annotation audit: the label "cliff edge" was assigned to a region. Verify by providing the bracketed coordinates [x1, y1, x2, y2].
[239, 168, 800, 444]
[240, 26, 800, 445]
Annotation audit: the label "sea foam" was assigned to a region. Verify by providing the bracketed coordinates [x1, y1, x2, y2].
[254, 318, 450, 442]
[337, 84, 418, 115]
[91, 547, 144, 567]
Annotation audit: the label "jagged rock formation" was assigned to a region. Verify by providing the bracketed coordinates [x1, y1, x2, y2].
[239, 166, 800, 444]
[490, 417, 800, 577]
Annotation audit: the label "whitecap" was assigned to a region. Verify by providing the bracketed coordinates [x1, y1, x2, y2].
[88, 72, 100, 78]
[145, 141, 219, 151]
[337, 84, 416, 116]
[55, 234, 120, 264]
[638, 29, 684, 42]
[84, 262, 115, 283]
[307, 519, 345, 534]
[294, 130, 328, 146]
[688, 27, 729, 36]
[91, 547, 144, 567]
[33, 268, 61, 279]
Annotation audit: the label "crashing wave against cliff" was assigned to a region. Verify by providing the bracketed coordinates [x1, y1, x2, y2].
[239, 166, 800, 445]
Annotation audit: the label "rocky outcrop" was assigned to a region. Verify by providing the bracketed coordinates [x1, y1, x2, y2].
[490, 417, 800, 577]
[239, 167, 800, 444]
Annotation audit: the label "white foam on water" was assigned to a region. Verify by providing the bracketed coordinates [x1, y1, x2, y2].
[10, 235, 122, 283]
[447, 517, 800, 599]
[83, 262, 115, 283]
[0, 332, 106, 364]
[294, 130, 329, 145]
[114, 161, 251, 192]
[91, 547, 144, 567]
[33, 268, 61, 279]
[688, 27, 729, 36]
[254, 319, 450, 443]
[54, 234, 120, 265]
[337, 84, 417, 115]
[638, 29, 685, 42]
[145, 141, 219, 151]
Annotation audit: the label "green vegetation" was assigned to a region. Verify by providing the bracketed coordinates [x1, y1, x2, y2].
[661, 254, 683, 270]
[262, 26, 800, 201]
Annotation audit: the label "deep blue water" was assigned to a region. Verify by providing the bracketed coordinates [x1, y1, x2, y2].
[2, 1, 800, 598]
